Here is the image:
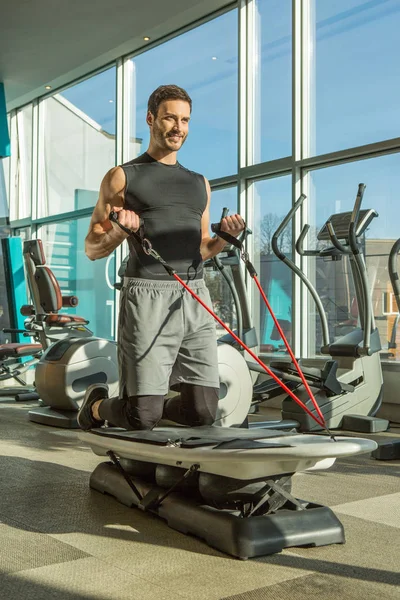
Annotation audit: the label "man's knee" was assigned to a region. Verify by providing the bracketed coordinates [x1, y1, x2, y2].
[125, 395, 165, 430]
[180, 384, 219, 426]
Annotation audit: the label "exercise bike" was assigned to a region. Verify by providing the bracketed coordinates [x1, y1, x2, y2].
[21, 239, 119, 428]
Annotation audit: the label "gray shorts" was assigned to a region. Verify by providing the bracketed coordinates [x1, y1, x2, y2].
[118, 277, 220, 396]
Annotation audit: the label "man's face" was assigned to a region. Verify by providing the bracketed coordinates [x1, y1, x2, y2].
[147, 100, 190, 152]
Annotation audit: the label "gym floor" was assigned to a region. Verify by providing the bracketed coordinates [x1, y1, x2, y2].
[0, 398, 399, 600]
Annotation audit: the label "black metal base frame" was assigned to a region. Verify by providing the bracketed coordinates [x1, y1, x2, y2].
[89, 461, 345, 560]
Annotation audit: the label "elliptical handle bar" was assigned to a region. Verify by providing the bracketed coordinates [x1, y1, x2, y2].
[389, 238, 400, 315]
[325, 220, 351, 255]
[348, 183, 367, 256]
[295, 224, 320, 257]
[271, 193, 330, 348]
[271, 193, 306, 261]
[347, 183, 373, 354]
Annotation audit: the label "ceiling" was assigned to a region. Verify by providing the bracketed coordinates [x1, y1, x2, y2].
[0, 0, 230, 111]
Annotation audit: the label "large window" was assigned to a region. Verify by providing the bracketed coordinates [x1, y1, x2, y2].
[312, 0, 400, 156]
[306, 154, 400, 360]
[129, 10, 238, 180]
[39, 67, 116, 217]
[37, 219, 117, 340]
[6, 0, 400, 363]
[252, 175, 292, 355]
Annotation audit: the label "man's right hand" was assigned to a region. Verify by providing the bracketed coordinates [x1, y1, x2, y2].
[110, 206, 141, 233]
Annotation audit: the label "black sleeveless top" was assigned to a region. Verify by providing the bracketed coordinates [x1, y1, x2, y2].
[120, 152, 207, 280]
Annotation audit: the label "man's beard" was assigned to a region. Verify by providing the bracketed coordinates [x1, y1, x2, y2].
[153, 122, 186, 150]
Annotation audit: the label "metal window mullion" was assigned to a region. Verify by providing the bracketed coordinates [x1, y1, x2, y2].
[31, 101, 39, 224]
[246, 179, 260, 346]
[16, 112, 25, 219]
[36, 99, 46, 222]
[299, 0, 316, 359]
[246, 0, 257, 168]
[10, 217, 36, 230]
[246, 0, 262, 346]
[297, 136, 400, 171]
[301, 0, 315, 162]
[8, 111, 18, 221]
[237, 1, 248, 317]
[238, 0, 248, 175]
[115, 58, 124, 167]
[113, 58, 128, 341]
[123, 58, 135, 163]
[29, 207, 95, 226]
[240, 156, 292, 180]
[299, 0, 309, 359]
[291, 0, 304, 359]
[209, 174, 238, 189]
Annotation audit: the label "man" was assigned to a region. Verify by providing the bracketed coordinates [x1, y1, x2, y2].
[78, 84, 244, 431]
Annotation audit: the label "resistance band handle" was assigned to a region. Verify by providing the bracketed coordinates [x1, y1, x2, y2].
[211, 222, 258, 277]
[109, 210, 176, 277]
[211, 223, 243, 250]
[109, 211, 144, 234]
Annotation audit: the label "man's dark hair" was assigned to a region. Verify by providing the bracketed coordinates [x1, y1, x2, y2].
[147, 85, 192, 117]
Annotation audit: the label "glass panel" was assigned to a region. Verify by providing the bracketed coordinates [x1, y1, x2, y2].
[37, 218, 117, 340]
[14, 105, 33, 220]
[252, 175, 292, 355]
[312, 0, 400, 156]
[129, 9, 238, 180]
[204, 186, 238, 335]
[307, 154, 400, 361]
[209, 185, 238, 224]
[254, 0, 292, 163]
[39, 67, 116, 217]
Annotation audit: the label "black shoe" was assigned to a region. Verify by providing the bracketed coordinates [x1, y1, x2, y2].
[77, 383, 109, 430]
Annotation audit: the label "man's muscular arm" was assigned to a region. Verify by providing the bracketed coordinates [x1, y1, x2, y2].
[85, 167, 140, 260]
[200, 178, 245, 261]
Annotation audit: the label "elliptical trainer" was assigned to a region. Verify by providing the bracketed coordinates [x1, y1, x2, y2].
[266, 184, 387, 432]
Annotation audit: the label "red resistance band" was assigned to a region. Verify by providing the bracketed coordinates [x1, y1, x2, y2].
[209, 223, 327, 430]
[174, 273, 325, 429]
[109, 211, 328, 431]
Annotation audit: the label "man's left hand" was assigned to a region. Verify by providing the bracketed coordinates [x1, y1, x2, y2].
[220, 214, 245, 238]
